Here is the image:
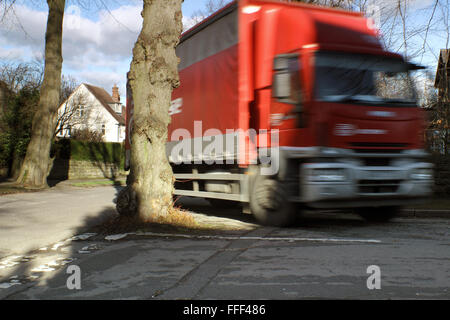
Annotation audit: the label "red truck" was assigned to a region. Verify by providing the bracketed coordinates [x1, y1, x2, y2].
[124, 0, 434, 226]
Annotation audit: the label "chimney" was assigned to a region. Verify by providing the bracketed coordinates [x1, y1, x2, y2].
[112, 84, 120, 102]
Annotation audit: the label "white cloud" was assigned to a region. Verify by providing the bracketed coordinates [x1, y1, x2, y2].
[0, 47, 25, 60]
[0, 5, 47, 53]
[0, 2, 209, 102]
[0, 4, 142, 102]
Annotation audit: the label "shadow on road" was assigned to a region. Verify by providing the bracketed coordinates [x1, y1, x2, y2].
[174, 196, 257, 225]
[0, 206, 114, 299]
[173, 196, 391, 230]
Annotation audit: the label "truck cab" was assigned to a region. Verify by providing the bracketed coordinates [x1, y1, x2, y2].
[243, 0, 433, 225]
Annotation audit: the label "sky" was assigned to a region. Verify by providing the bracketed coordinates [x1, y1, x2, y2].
[0, 0, 222, 102]
[0, 0, 446, 103]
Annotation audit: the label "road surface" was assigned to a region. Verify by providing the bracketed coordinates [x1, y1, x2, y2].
[0, 186, 448, 299]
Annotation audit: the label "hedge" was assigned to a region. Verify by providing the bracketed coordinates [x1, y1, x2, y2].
[52, 139, 125, 167]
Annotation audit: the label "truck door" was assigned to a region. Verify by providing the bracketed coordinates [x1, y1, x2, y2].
[271, 53, 305, 130]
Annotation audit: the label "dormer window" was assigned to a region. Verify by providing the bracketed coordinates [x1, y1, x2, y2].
[109, 103, 122, 114]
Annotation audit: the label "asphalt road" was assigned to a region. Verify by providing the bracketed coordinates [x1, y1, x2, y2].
[0, 190, 449, 299]
[0, 184, 120, 258]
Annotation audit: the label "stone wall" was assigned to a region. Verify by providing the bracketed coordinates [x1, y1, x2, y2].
[48, 159, 126, 180]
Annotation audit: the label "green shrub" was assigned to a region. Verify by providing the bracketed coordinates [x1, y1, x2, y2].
[52, 139, 124, 166]
[0, 87, 37, 171]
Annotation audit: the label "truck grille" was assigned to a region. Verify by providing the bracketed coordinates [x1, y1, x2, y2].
[362, 158, 391, 166]
[358, 180, 401, 194]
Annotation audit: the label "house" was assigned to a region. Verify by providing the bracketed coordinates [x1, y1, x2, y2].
[434, 49, 449, 99]
[429, 49, 450, 154]
[57, 83, 126, 143]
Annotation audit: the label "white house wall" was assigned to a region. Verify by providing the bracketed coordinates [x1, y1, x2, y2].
[57, 84, 125, 143]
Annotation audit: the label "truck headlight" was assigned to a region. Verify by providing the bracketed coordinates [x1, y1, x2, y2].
[410, 168, 433, 180]
[308, 168, 348, 182]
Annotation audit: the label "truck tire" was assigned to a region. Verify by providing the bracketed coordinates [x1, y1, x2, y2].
[250, 174, 297, 227]
[356, 206, 400, 222]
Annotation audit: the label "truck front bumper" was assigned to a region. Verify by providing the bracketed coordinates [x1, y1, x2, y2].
[297, 161, 434, 209]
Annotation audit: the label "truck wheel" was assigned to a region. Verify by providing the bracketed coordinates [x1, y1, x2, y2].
[356, 206, 400, 222]
[250, 175, 296, 227]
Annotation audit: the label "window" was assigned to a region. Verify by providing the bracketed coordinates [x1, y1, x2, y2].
[272, 54, 305, 127]
[101, 124, 106, 135]
[110, 103, 122, 114]
[77, 105, 86, 118]
[314, 52, 417, 106]
[272, 54, 303, 105]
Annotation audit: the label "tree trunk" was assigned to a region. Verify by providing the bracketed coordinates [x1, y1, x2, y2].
[124, 0, 183, 222]
[16, 0, 65, 188]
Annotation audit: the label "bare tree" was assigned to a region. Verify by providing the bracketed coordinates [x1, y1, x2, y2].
[0, 80, 8, 127]
[15, 0, 65, 188]
[428, 50, 450, 154]
[288, 0, 354, 9]
[55, 91, 87, 138]
[1, 0, 109, 187]
[60, 74, 78, 104]
[117, 0, 183, 222]
[190, 0, 231, 24]
[0, 61, 43, 93]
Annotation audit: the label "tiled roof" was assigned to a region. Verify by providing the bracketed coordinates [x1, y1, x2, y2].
[83, 83, 125, 125]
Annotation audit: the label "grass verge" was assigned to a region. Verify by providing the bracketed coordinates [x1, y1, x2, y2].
[70, 179, 126, 188]
[0, 184, 41, 196]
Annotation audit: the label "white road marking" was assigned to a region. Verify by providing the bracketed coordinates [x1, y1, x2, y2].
[105, 234, 129, 241]
[31, 265, 55, 272]
[0, 282, 21, 289]
[70, 233, 97, 241]
[130, 232, 381, 244]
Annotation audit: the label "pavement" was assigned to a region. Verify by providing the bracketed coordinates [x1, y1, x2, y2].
[0, 181, 121, 259]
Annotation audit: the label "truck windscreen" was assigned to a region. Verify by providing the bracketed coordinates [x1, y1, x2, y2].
[314, 52, 417, 107]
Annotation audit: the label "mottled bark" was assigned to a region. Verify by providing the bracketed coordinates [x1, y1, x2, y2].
[124, 0, 183, 222]
[16, 0, 65, 188]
